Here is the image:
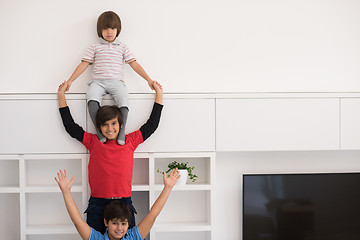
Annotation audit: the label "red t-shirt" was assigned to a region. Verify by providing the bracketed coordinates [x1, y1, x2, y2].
[82, 130, 143, 198]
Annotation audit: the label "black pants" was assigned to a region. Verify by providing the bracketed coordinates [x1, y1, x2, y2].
[84, 196, 137, 234]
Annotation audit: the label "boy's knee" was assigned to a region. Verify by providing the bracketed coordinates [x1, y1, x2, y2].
[88, 100, 100, 109]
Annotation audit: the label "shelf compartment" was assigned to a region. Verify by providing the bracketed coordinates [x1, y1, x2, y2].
[154, 190, 211, 224]
[132, 157, 149, 185]
[0, 193, 20, 240]
[0, 158, 19, 187]
[132, 191, 150, 226]
[26, 192, 83, 227]
[154, 156, 212, 185]
[25, 156, 83, 187]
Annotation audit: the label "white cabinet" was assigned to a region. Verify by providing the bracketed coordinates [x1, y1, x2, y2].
[0, 156, 21, 240]
[132, 152, 215, 240]
[0, 98, 87, 154]
[340, 98, 360, 149]
[138, 98, 215, 152]
[132, 152, 216, 240]
[150, 152, 215, 240]
[0, 152, 215, 240]
[88, 97, 216, 152]
[0, 192, 20, 239]
[216, 98, 340, 151]
[23, 154, 87, 238]
[0, 94, 216, 240]
[2, 92, 354, 240]
[0, 154, 87, 240]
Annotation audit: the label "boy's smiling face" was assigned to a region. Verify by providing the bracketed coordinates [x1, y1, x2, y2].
[102, 27, 117, 43]
[105, 218, 129, 240]
[100, 117, 121, 140]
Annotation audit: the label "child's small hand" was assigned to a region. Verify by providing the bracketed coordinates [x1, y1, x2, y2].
[163, 168, 180, 188]
[55, 169, 75, 193]
[153, 81, 163, 93]
[57, 81, 68, 95]
[148, 79, 155, 90]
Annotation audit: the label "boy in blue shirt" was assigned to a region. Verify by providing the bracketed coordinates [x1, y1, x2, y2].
[55, 169, 180, 240]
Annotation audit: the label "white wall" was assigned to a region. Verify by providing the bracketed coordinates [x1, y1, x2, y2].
[2, 1, 360, 239]
[1, 0, 360, 94]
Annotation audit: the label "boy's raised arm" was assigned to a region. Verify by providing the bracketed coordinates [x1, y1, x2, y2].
[153, 81, 163, 105]
[129, 60, 154, 90]
[137, 169, 180, 239]
[57, 81, 85, 142]
[58, 81, 69, 108]
[66, 61, 90, 92]
[139, 81, 163, 142]
[55, 170, 91, 240]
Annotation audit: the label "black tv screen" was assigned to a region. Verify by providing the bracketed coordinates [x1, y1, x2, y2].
[243, 173, 360, 240]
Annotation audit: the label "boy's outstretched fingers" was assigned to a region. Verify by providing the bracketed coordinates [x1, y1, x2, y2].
[163, 168, 180, 187]
[170, 168, 180, 177]
[55, 169, 75, 191]
[55, 169, 63, 182]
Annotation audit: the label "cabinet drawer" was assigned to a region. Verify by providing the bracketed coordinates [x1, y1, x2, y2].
[89, 98, 216, 152]
[216, 98, 339, 151]
[0, 99, 87, 154]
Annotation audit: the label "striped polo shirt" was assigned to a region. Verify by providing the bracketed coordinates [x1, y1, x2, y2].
[82, 38, 136, 81]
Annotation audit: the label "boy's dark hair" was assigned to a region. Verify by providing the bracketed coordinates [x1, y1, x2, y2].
[97, 11, 121, 38]
[104, 200, 132, 223]
[96, 105, 123, 129]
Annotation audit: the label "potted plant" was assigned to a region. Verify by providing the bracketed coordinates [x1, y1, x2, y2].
[157, 161, 198, 185]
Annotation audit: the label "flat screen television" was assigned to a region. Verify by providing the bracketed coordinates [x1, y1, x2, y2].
[243, 173, 360, 240]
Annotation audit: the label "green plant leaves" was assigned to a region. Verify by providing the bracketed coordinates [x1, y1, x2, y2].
[157, 161, 198, 182]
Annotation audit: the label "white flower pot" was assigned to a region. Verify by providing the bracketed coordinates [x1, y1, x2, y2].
[176, 169, 189, 185]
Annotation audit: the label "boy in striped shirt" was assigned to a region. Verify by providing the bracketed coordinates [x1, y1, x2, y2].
[65, 11, 154, 145]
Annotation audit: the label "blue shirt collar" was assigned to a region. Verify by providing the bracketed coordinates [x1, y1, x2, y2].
[104, 230, 110, 240]
[104, 229, 129, 240]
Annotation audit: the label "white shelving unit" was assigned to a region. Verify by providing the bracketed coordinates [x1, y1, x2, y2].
[132, 152, 216, 240]
[0, 154, 88, 240]
[0, 93, 216, 240]
[0, 152, 215, 240]
[7, 92, 360, 239]
[149, 152, 215, 240]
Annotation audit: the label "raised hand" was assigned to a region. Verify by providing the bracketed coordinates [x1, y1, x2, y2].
[55, 169, 75, 193]
[153, 81, 163, 91]
[163, 168, 180, 188]
[57, 81, 68, 95]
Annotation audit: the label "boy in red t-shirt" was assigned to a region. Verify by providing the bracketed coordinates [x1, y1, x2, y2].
[57, 80, 163, 234]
